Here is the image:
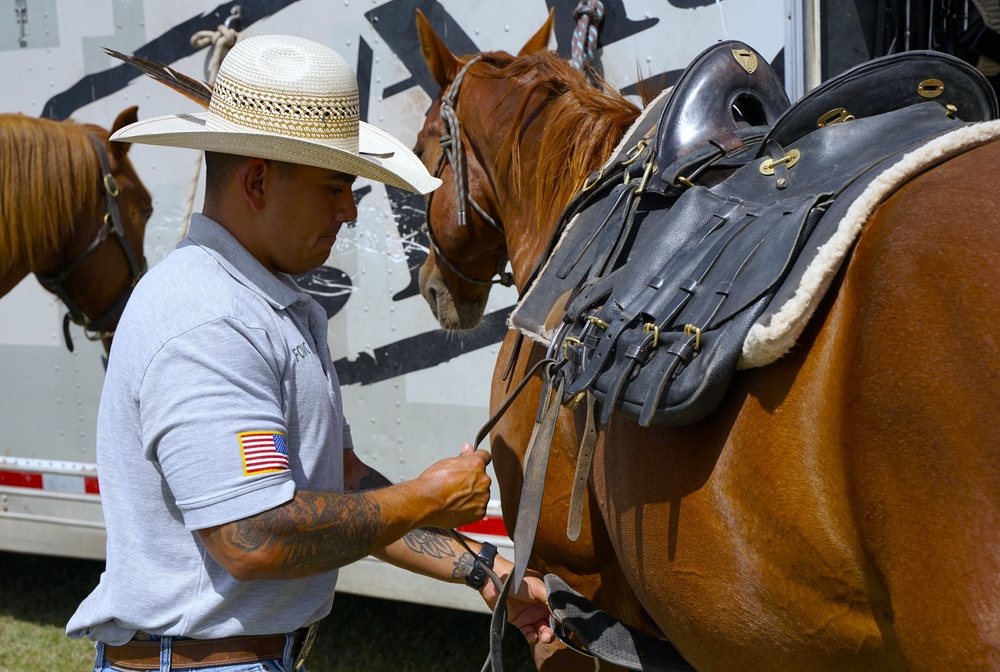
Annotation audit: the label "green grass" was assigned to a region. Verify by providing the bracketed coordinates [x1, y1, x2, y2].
[0, 551, 536, 671]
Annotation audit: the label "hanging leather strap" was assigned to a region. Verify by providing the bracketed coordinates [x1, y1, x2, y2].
[511, 364, 565, 591]
[566, 391, 598, 541]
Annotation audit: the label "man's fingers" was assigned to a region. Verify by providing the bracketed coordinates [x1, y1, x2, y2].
[466, 447, 492, 466]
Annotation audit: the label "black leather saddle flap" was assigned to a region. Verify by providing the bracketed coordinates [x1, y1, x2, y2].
[759, 49, 998, 154]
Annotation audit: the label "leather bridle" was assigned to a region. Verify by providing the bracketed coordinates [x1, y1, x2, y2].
[34, 134, 148, 351]
[423, 55, 513, 288]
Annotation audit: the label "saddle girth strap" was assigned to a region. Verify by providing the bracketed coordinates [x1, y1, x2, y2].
[545, 574, 696, 671]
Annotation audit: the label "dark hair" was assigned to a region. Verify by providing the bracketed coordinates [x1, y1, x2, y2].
[204, 151, 248, 197]
[203, 152, 299, 197]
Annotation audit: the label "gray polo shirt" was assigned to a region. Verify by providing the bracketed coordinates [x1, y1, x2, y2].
[67, 214, 351, 645]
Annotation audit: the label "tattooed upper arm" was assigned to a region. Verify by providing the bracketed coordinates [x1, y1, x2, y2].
[198, 490, 384, 579]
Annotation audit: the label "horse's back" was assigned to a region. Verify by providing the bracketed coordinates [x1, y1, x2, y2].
[591, 137, 1000, 671]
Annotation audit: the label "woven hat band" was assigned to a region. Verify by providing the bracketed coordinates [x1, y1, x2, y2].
[208, 70, 361, 147]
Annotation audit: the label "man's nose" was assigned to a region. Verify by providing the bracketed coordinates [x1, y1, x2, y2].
[338, 192, 359, 222]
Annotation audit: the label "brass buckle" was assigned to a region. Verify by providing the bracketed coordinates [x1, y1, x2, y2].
[759, 149, 800, 176]
[642, 322, 659, 349]
[635, 161, 656, 194]
[293, 622, 319, 671]
[581, 167, 604, 193]
[587, 315, 609, 329]
[621, 139, 649, 167]
[674, 175, 695, 189]
[562, 336, 583, 360]
[683, 324, 702, 350]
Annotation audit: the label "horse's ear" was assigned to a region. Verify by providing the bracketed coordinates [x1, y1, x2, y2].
[517, 8, 555, 56]
[110, 106, 139, 157]
[416, 8, 460, 88]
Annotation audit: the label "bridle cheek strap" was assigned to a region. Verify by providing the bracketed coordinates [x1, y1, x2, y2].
[35, 134, 148, 351]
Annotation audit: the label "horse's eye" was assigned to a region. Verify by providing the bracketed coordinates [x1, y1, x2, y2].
[141, 207, 154, 222]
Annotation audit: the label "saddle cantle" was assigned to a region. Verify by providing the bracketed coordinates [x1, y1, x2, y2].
[511, 45, 998, 427]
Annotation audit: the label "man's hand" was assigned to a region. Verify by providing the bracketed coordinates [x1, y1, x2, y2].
[480, 557, 555, 645]
[413, 443, 492, 529]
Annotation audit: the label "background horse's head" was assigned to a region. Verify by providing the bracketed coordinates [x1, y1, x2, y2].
[0, 107, 153, 353]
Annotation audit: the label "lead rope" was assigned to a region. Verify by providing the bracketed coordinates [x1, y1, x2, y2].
[177, 10, 242, 240]
[568, 0, 605, 73]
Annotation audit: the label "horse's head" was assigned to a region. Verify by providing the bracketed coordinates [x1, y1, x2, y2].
[415, 9, 554, 331]
[34, 106, 153, 353]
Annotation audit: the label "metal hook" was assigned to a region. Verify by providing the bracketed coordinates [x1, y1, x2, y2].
[224, 5, 242, 30]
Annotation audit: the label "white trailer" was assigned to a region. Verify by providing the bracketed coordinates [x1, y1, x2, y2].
[0, 0, 785, 612]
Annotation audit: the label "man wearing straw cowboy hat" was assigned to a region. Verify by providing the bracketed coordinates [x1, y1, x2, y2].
[67, 34, 554, 671]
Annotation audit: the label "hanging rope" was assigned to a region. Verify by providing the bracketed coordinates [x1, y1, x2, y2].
[177, 12, 242, 239]
[568, 0, 605, 72]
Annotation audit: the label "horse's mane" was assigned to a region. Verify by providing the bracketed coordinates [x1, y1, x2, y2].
[475, 50, 641, 224]
[0, 114, 103, 273]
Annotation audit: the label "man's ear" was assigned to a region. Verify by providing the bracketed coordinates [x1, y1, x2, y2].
[239, 158, 268, 212]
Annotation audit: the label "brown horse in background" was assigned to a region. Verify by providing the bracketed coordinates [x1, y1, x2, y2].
[415, 12, 1000, 672]
[0, 107, 152, 353]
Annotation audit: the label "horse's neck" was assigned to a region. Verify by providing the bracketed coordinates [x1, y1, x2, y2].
[494, 132, 590, 291]
[491, 132, 556, 291]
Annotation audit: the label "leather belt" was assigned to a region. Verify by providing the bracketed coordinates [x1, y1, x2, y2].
[105, 628, 308, 671]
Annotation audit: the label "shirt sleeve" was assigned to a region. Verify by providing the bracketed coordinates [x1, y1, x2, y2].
[138, 317, 295, 530]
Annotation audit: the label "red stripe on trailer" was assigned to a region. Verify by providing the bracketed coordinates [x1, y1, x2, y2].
[457, 516, 508, 537]
[0, 470, 43, 489]
[84, 477, 100, 494]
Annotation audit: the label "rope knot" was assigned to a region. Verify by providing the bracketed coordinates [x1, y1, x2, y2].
[568, 0, 605, 72]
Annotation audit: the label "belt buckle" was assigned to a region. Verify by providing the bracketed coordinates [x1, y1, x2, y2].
[293, 622, 318, 671]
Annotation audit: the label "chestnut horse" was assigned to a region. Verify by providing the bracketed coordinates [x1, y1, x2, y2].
[0, 107, 152, 353]
[415, 13, 1000, 672]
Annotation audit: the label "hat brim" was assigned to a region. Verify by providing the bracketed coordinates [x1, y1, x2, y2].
[111, 112, 441, 195]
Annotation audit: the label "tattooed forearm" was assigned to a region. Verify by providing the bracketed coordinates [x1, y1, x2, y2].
[453, 550, 476, 580]
[400, 527, 477, 580]
[221, 491, 384, 575]
[402, 527, 456, 558]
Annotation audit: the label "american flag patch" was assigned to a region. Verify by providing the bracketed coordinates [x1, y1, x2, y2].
[238, 431, 289, 475]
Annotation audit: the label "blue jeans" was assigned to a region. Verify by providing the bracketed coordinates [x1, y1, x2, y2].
[93, 638, 305, 672]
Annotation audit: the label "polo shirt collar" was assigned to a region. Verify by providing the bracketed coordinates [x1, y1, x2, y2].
[183, 213, 304, 310]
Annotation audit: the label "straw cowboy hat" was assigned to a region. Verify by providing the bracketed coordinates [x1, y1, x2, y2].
[112, 34, 441, 195]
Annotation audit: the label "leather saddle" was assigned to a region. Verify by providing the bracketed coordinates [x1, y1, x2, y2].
[511, 43, 998, 427]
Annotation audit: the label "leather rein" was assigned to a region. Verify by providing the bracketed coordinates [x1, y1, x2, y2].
[34, 134, 147, 351]
[423, 55, 513, 288]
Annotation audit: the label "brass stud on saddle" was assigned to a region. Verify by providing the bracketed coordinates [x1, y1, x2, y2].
[759, 149, 800, 176]
[731, 48, 758, 74]
[816, 107, 856, 128]
[918, 78, 945, 98]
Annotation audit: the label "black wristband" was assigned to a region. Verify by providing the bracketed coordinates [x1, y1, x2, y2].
[464, 542, 498, 590]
